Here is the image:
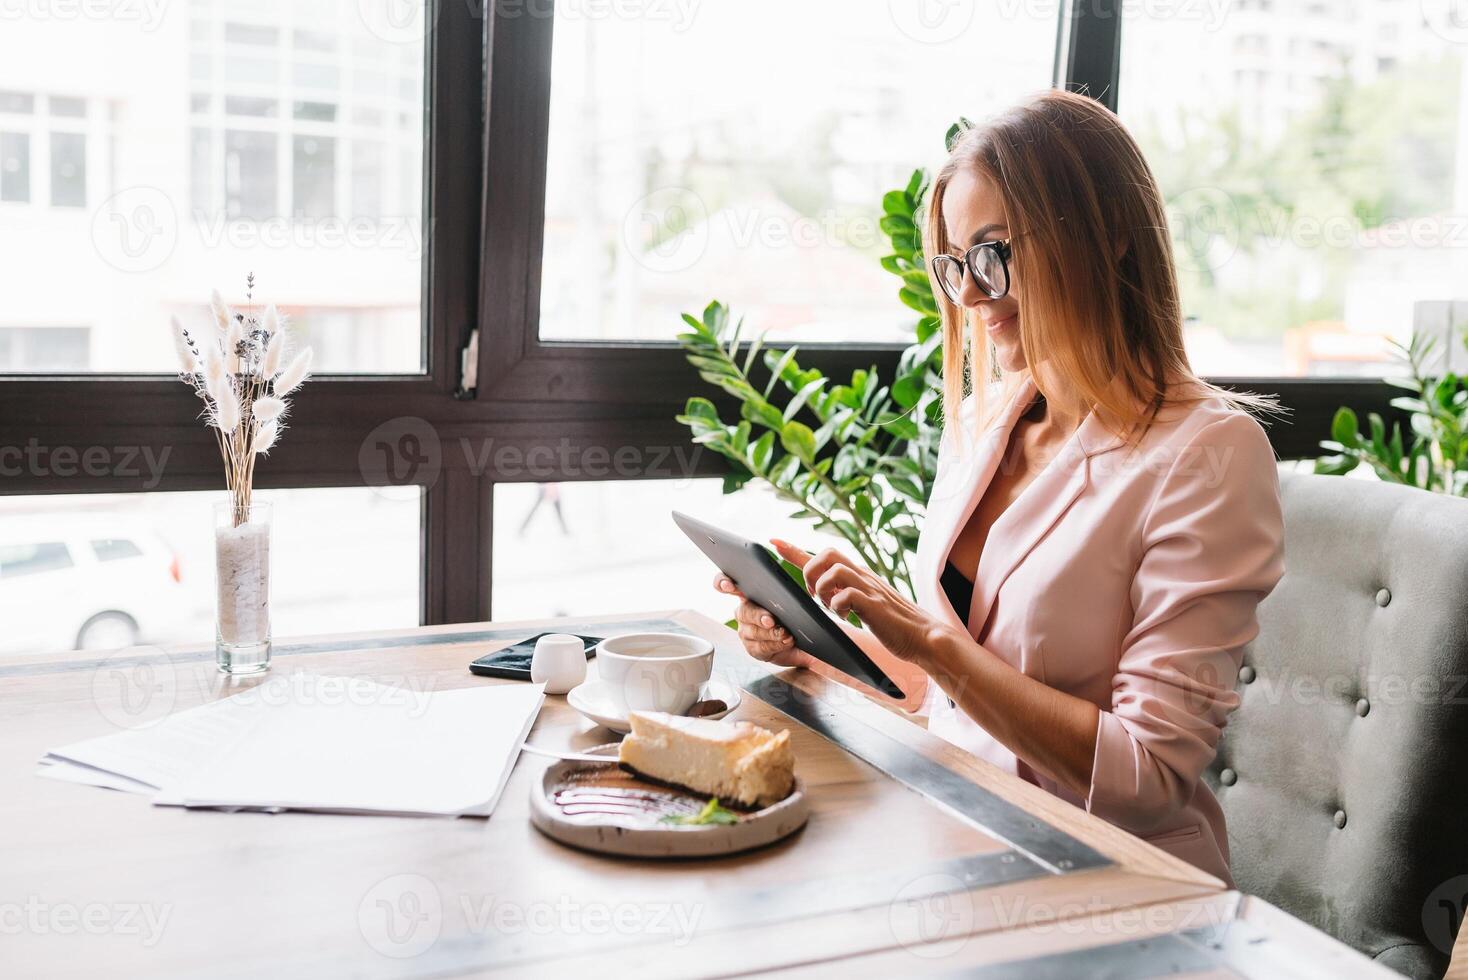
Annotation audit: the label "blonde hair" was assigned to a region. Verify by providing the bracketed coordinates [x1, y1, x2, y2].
[925, 90, 1274, 441]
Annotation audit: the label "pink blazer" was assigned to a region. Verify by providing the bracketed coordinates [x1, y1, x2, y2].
[914, 376, 1284, 885]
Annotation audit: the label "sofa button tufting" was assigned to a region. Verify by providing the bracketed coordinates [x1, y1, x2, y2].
[1376, 588, 1392, 607]
[1334, 809, 1347, 829]
[1220, 768, 1237, 786]
[1239, 665, 1256, 684]
[1356, 698, 1370, 717]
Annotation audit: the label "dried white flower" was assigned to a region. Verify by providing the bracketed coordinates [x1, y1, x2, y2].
[253, 396, 287, 424]
[224, 316, 243, 374]
[254, 421, 279, 454]
[261, 319, 286, 377]
[210, 289, 232, 335]
[204, 348, 226, 393]
[214, 381, 241, 433]
[275, 348, 313, 397]
[170, 316, 197, 374]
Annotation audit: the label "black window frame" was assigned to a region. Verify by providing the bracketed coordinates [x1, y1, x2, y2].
[0, 1, 1411, 627]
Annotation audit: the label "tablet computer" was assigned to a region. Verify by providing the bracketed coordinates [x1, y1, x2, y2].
[671, 510, 903, 698]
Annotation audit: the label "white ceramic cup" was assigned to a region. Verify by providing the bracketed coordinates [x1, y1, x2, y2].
[596, 632, 714, 715]
[530, 633, 588, 695]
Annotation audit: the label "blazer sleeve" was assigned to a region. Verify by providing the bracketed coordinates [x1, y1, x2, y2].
[1085, 411, 1285, 832]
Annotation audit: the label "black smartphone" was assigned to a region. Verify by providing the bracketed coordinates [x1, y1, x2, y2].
[468, 633, 603, 680]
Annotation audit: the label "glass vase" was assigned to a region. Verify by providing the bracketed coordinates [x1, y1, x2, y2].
[214, 500, 272, 674]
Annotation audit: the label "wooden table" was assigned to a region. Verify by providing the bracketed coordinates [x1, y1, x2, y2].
[0, 610, 1383, 977]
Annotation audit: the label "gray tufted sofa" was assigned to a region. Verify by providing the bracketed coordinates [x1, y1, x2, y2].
[1206, 472, 1468, 978]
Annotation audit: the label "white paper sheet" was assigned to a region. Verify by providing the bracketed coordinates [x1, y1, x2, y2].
[38, 673, 545, 818]
[168, 681, 545, 817]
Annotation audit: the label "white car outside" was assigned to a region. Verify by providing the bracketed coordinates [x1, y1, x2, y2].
[0, 516, 186, 655]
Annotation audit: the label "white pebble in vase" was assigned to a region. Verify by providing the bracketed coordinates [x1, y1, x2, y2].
[214, 501, 272, 674]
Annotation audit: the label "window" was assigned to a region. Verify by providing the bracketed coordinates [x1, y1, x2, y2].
[493, 479, 816, 622]
[0, 543, 73, 579]
[537, 1, 1060, 344]
[48, 132, 85, 208]
[0, 327, 89, 371]
[0, 489, 420, 655]
[1120, 7, 1465, 377]
[2, 7, 427, 374]
[91, 539, 144, 562]
[1, 132, 29, 202]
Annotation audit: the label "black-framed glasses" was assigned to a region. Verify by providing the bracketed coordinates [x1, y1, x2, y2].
[931, 239, 1012, 304]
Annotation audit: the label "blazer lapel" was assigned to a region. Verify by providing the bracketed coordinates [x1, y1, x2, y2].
[920, 377, 1039, 630]
[964, 407, 1128, 639]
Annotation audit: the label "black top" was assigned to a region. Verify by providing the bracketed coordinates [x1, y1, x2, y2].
[941, 561, 975, 623]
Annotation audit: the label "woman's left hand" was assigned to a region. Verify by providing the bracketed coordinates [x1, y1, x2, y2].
[771, 538, 959, 669]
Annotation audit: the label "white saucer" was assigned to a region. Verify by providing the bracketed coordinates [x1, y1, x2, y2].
[565, 677, 741, 734]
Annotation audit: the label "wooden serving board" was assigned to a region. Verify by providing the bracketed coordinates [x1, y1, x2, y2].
[529, 746, 810, 858]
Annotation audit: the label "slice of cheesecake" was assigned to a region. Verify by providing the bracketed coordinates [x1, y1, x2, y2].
[618, 711, 796, 809]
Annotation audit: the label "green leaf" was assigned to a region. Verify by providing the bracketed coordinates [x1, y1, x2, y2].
[783, 377, 827, 423]
[898, 287, 939, 316]
[881, 189, 912, 216]
[748, 430, 775, 472]
[1330, 407, 1359, 447]
[661, 797, 739, 826]
[904, 169, 926, 200]
[852, 492, 874, 526]
[763, 347, 800, 398]
[741, 398, 786, 432]
[880, 214, 916, 237]
[722, 467, 752, 495]
[781, 421, 817, 461]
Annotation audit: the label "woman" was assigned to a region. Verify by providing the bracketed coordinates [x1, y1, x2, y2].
[715, 91, 1284, 885]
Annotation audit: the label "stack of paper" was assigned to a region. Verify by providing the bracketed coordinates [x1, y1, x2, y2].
[38, 673, 545, 817]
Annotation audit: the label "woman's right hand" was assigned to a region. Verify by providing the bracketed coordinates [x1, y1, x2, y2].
[713, 574, 818, 670]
